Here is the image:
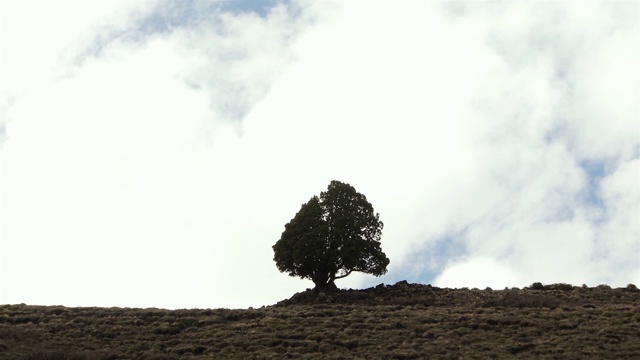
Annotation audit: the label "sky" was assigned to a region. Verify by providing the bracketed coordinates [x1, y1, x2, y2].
[1, 0, 638, 310]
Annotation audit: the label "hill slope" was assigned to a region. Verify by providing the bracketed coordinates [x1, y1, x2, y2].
[1, 282, 639, 359]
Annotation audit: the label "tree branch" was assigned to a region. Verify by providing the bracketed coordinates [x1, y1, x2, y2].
[334, 269, 353, 280]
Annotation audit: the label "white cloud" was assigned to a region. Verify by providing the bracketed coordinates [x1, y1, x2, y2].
[1, 0, 312, 308]
[1, 0, 638, 309]
[424, 1, 639, 290]
[0, 0, 155, 106]
[434, 257, 520, 290]
[594, 159, 640, 285]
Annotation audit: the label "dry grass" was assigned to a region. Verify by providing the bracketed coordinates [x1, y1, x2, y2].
[1, 282, 639, 359]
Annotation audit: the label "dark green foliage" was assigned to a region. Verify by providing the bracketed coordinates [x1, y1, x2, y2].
[273, 180, 389, 291]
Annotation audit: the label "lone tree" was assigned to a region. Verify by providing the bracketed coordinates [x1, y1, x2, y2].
[273, 180, 389, 292]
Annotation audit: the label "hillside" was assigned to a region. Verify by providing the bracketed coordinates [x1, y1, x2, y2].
[1, 281, 639, 359]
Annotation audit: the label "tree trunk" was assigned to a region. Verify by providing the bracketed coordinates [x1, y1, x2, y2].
[312, 276, 338, 293]
[313, 281, 337, 293]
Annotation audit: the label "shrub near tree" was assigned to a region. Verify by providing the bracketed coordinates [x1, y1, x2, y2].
[273, 180, 390, 292]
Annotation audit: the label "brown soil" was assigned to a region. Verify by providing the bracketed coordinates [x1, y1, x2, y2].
[1, 281, 639, 359]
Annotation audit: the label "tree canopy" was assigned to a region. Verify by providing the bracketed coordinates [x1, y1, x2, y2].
[272, 180, 389, 291]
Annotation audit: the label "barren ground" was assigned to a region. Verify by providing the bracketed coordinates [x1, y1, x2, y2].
[1, 282, 639, 359]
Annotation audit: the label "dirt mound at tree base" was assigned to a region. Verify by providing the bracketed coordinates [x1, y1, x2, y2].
[277, 280, 640, 308]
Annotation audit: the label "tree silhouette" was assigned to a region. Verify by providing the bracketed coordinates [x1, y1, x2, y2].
[273, 180, 389, 291]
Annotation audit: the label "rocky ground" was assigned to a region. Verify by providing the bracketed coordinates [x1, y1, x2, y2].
[1, 282, 639, 359]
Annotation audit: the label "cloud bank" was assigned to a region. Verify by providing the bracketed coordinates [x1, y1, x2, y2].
[1, 1, 638, 309]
